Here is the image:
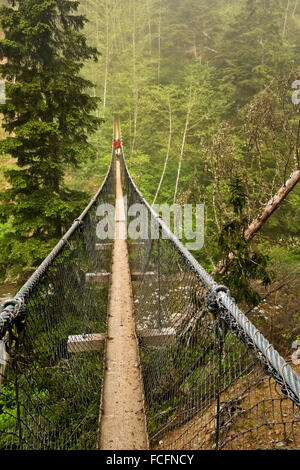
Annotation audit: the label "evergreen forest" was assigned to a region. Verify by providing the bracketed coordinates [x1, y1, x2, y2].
[1, 0, 300, 355]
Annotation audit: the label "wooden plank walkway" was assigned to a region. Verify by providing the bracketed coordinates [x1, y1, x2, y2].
[98, 157, 148, 450]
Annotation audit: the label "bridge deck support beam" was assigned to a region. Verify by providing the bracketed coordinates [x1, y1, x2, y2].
[67, 334, 106, 353]
[98, 158, 149, 450]
[95, 242, 145, 251]
[95, 243, 113, 251]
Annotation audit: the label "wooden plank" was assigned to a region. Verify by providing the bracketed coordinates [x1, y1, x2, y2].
[98, 156, 148, 450]
[67, 333, 105, 353]
[95, 243, 113, 251]
[137, 328, 176, 347]
[85, 272, 155, 282]
[85, 272, 110, 282]
[0, 340, 8, 393]
[67, 328, 176, 354]
[128, 242, 146, 248]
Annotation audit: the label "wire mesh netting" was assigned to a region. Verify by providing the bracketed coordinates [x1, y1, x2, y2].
[0, 157, 115, 450]
[120, 147, 300, 451]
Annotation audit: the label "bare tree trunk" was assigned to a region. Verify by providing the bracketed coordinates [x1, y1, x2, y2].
[116, 0, 125, 53]
[146, 0, 152, 55]
[131, 0, 138, 159]
[152, 97, 172, 205]
[212, 183, 222, 234]
[283, 0, 290, 37]
[173, 86, 194, 204]
[292, 0, 298, 15]
[157, 0, 161, 83]
[244, 169, 300, 240]
[0, 351, 8, 394]
[296, 118, 300, 167]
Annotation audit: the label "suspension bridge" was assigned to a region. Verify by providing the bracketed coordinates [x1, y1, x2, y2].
[0, 119, 299, 450]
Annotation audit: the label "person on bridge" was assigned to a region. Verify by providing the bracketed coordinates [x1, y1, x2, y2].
[114, 139, 121, 157]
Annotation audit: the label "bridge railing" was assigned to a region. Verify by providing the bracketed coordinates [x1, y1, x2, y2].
[119, 137, 300, 450]
[0, 152, 115, 450]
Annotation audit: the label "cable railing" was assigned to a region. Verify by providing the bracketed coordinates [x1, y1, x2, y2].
[0, 118, 299, 450]
[0, 151, 115, 450]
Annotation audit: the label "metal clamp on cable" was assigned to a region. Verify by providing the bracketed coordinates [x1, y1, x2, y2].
[0, 298, 26, 339]
[0, 308, 12, 328]
[205, 285, 230, 341]
[74, 218, 84, 226]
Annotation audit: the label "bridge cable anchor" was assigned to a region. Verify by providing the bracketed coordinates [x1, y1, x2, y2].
[0, 298, 27, 336]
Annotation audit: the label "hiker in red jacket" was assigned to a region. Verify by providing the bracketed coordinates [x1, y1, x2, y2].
[114, 139, 121, 157]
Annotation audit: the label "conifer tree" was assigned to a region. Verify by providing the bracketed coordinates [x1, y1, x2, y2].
[215, 0, 292, 109]
[0, 0, 102, 279]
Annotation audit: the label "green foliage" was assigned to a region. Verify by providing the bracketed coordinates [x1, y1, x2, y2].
[0, 0, 299, 298]
[217, 178, 272, 305]
[0, 0, 300, 449]
[0, 381, 17, 450]
[0, 0, 103, 280]
[75, 0, 300, 309]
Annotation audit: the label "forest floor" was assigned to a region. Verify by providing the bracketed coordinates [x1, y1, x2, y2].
[98, 159, 148, 450]
[154, 361, 300, 451]
[151, 272, 300, 450]
[0, 282, 17, 303]
[152, 273, 300, 451]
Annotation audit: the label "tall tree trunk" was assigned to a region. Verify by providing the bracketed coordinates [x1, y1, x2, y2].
[102, 0, 109, 117]
[157, 0, 161, 83]
[244, 169, 300, 240]
[283, 0, 290, 37]
[173, 86, 194, 204]
[146, 0, 152, 55]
